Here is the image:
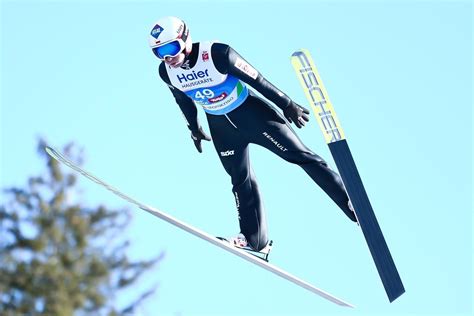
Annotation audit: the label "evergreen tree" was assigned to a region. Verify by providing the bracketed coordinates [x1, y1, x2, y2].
[0, 140, 164, 315]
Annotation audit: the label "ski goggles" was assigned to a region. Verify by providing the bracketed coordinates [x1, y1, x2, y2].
[152, 39, 185, 60]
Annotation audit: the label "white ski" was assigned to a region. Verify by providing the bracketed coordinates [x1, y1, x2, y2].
[45, 146, 354, 308]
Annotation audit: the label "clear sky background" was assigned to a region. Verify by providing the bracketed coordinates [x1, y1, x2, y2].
[1, 0, 472, 315]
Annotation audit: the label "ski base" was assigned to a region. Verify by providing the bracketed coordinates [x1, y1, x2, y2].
[329, 140, 405, 302]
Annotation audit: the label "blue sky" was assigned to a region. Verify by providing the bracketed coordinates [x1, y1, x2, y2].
[1, 0, 472, 315]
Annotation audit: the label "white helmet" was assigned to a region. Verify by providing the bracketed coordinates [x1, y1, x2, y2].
[149, 16, 190, 59]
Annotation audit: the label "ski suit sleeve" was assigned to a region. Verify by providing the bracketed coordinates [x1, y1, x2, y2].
[211, 43, 292, 111]
[158, 63, 200, 132]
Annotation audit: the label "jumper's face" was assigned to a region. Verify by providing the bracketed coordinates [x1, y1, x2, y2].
[164, 53, 185, 68]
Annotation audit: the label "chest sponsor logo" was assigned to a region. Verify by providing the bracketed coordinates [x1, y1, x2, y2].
[176, 69, 210, 83]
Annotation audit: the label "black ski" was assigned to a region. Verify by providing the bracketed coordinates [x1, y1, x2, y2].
[291, 49, 405, 302]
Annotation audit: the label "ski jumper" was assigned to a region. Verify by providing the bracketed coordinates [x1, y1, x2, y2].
[159, 41, 357, 251]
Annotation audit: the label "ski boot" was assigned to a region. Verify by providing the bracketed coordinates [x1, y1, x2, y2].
[217, 233, 273, 262]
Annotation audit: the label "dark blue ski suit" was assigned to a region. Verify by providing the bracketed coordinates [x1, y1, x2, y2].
[158, 42, 356, 251]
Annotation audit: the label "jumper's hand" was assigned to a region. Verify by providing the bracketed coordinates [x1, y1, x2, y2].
[191, 127, 212, 153]
[283, 102, 310, 128]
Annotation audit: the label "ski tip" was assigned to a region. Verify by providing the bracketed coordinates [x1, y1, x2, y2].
[44, 146, 54, 156]
[291, 50, 303, 57]
[291, 48, 309, 57]
[44, 146, 62, 162]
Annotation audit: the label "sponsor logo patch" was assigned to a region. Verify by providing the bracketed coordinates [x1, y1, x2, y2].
[176, 70, 210, 83]
[234, 192, 241, 219]
[234, 57, 259, 79]
[177, 24, 183, 35]
[151, 24, 164, 39]
[202, 51, 209, 61]
[263, 132, 288, 152]
[209, 92, 228, 103]
[220, 150, 235, 157]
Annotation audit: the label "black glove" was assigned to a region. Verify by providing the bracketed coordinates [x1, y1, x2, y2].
[190, 126, 212, 153]
[283, 102, 310, 128]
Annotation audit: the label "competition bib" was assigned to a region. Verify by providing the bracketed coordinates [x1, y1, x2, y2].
[166, 41, 249, 115]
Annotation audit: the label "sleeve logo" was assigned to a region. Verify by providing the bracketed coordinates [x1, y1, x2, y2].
[234, 57, 258, 79]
